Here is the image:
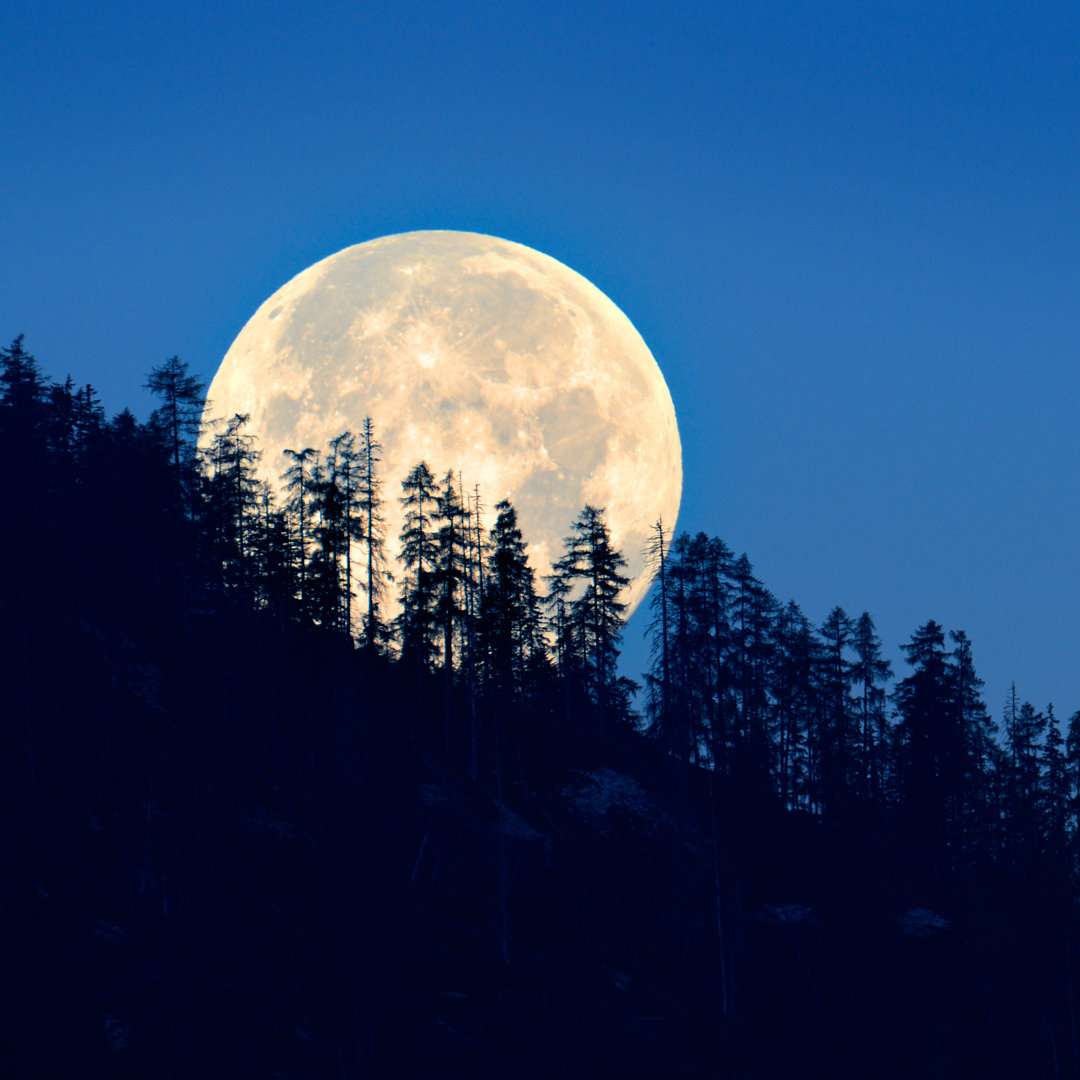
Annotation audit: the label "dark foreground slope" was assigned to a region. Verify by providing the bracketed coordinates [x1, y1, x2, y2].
[0, 340, 1075, 1076]
[2, 600, 1074, 1079]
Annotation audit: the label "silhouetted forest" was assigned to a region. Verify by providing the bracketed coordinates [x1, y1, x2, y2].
[4, 335, 1080, 1078]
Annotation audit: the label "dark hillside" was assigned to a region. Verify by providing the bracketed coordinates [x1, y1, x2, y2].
[2, 339, 1078, 1077]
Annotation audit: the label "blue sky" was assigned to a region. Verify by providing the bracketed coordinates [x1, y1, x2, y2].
[4, 0, 1079, 717]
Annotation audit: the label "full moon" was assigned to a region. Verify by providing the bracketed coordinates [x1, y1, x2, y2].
[204, 231, 681, 616]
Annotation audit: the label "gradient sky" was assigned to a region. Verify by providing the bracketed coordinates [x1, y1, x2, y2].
[4, 0, 1079, 719]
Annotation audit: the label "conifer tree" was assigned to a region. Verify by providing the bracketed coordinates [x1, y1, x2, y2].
[458, 478, 486, 677]
[818, 607, 855, 811]
[0, 335, 48, 440]
[398, 460, 440, 666]
[646, 532, 736, 768]
[281, 446, 318, 612]
[434, 468, 467, 674]
[482, 499, 542, 700]
[0, 337, 49, 572]
[771, 600, 819, 810]
[893, 621, 961, 872]
[728, 554, 776, 773]
[248, 484, 294, 619]
[550, 505, 630, 725]
[306, 452, 347, 631]
[850, 612, 892, 801]
[357, 418, 389, 652]
[145, 355, 205, 508]
[1066, 709, 1080, 845]
[644, 517, 672, 739]
[1003, 687, 1047, 860]
[1042, 704, 1069, 861]
[328, 431, 362, 633]
[947, 630, 994, 857]
[203, 412, 262, 595]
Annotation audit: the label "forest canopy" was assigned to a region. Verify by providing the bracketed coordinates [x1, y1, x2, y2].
[3, 337, 1079, 1078]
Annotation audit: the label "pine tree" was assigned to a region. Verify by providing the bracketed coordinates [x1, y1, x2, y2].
[248, 484, 294, 620]
[434, 468, 466, 674]
[947, 630, 994, 859]
[1066, 709, 1080, 848]
[458, 480, 486, 679]
[893, 621, 961, 873]
[397, 460, 440, 667]
[482, 499, 542, 700]
[850, 612, 892, 802]
[644, 517, 672, 747]
[818, 606, 855, 812]
[1003, 687, 1047, 861]
[145, 355, 205, 509]
[357, 418, 389, 652]
[329, 431, 363, 634]
[306, 451, 347, 631]
[728, 554, 776, 776]
[648, 532, 735, 769]
[1043, 705, 1069, 861]
[203, 412, 262, 596]
[771, 600, 819, 811]
[550, 505, 630, 727]
[281, 446, 318, 614]
[0, 337, 50, 579]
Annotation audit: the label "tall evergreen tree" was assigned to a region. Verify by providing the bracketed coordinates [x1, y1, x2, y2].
[849, 612, 892, 801]
[482, 499, 542, 701]
[434, 468, 466, 674]
[203, 412, 262, 596]
[893, 621, 962, 874]
[397, 460, 440, 666]
[306, 449, 348, 631]
[644, 517, 672, 747]
[550, 505, 630, 726]
[818, 606, 855, 812]
[770, 600, 819, 811]
[947, 630, 994, 858]
[145, 355, 205, 509]
[281, 446, 318, 613]
[647, 532, 736, 769]
[1003, 687, 1047, 861]
[1042, 704, 1069, 861]
[0, 337, 50, 579]
[357, 418, 389, 652]
[1066, 709, 1080, 851]
[728, 554, 776, 775]
[327, 431, 363, 634]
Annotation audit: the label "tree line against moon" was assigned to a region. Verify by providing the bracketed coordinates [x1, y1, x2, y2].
[5, 335, 1080, 1075]
[200, 386, 636, 718]
[203, 231, 683, 619]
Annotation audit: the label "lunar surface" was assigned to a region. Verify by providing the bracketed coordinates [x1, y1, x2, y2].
[203, 230, 681, 617]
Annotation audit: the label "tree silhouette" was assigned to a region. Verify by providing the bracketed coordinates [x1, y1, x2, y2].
[550, 505, 630, 727]
[203, 412, 262, 596]
[145, 355, 205, 509]
[893, 621, 972, 875]
[482, 498, 543, 701]
[434, 468, 466, 675]
[281, 446, 318, 611]
[357, 418, 389, 652]
[398, 460, 440, 667]
[850, 611, 892, 802]
[818, 606, 855, 813]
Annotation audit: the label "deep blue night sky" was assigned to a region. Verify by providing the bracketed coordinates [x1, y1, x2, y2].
[4, 0, 1079, 717]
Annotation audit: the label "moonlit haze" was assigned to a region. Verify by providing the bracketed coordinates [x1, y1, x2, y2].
[203, 231, 682, 616]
